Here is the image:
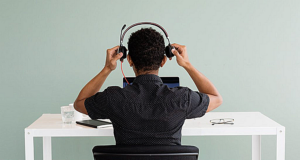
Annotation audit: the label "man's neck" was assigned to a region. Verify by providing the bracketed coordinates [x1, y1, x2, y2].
[135, 70, 159, 76]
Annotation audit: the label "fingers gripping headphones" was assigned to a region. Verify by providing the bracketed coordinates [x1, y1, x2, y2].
[117, 22, 175, 61]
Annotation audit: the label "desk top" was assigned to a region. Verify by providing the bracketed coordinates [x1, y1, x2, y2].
[25, 112, 284, 136]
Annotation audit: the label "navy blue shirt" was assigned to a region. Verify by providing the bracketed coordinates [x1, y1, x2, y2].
[85, 74, 209, 145]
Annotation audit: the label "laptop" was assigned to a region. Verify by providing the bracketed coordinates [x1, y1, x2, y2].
[123, 77, 179, 88]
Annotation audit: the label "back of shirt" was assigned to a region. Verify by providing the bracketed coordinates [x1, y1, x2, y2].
[85, 74, 209, 145]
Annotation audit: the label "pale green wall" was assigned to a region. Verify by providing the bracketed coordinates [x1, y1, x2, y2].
[0, 0, 299, 159]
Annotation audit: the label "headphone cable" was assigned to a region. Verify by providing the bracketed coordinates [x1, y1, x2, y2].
[121, 61, 130, 84]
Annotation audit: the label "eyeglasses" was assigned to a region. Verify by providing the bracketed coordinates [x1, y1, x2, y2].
[210, 118, 234, 125]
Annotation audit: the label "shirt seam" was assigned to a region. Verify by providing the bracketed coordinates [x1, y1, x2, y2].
[105, 90, 110, 118]
[185, 89, 190, 118]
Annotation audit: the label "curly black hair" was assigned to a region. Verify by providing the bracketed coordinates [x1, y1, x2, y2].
[128, 28, 165, 73]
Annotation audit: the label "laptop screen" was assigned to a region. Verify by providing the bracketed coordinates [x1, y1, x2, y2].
[123, 77, 179, 88]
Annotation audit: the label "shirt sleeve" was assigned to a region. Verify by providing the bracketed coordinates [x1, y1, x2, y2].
[186, 90, 210, 119]
[84, 90, 109, 119]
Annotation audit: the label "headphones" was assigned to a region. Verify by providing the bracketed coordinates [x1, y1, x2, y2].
[117, 22, 175, 61]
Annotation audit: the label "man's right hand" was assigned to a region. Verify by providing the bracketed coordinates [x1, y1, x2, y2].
[171, 43, 191, 68]
[105, 46, 123, 71]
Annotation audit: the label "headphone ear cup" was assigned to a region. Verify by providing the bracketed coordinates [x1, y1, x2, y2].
[118, 46, 127, 60]
[165, 44, 174, 58]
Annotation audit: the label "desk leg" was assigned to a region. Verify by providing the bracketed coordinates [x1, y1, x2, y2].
[277, 127, 285, 160]
[252, 135, 261, 160]
[43, 137, 52, 160]
[25, 131, 34, 160]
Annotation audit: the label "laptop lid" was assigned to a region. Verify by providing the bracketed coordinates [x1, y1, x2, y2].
[123, 77, 179, 88]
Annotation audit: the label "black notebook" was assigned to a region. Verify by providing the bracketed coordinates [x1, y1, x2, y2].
[76, 119, 112, 128]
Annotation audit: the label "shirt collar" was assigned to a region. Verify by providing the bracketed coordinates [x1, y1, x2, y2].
[133, 74, 163, 84]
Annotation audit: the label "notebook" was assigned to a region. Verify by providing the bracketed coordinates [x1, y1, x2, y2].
[76, 119, 112, 128]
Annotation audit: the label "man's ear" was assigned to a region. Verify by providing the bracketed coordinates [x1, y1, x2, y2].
[160, 56, 167, 67]
[127, 54, 134, 67]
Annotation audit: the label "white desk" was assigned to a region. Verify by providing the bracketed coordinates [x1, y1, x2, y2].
[25, 112, 285, 160]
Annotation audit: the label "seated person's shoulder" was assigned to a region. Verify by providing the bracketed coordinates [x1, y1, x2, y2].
[166, 86, 193, 101]
[105, 86, 123, 94]
[168, 86, 209, 118]
[169, 86, 194, 95]
[169, 86, 189, 92]
[106, 86, 122, 90]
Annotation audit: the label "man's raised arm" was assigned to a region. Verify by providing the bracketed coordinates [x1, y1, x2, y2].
[171, 43, 223, 112]
[74, 46, 123, 114]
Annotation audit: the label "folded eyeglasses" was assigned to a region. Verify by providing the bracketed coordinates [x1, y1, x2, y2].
[210, 118, 234, 125]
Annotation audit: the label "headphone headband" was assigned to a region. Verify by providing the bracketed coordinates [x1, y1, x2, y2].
[120, 22, 170, 45]
[117, 22, 174, 60]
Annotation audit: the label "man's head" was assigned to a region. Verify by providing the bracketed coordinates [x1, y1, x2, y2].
[127, 28, 166, 74]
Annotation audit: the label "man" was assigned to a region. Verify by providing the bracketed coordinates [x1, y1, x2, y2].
[74, 28, 222, 145]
